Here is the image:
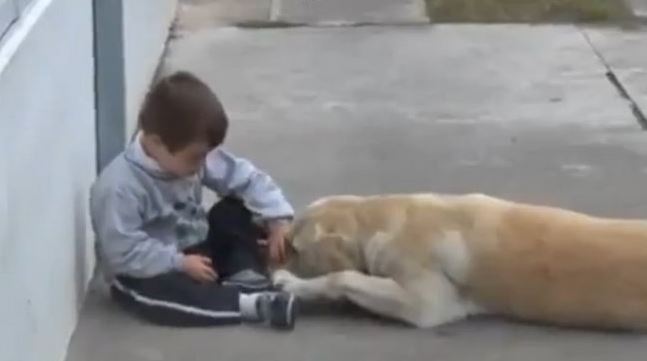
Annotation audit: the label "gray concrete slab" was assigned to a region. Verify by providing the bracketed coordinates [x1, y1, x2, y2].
[272, 0, 428, 25]
[628, 0, 647, 17]
[66, 285, 647, 361]
[582, 26, 647, 125]
[161, 25, 645, 214]
[67, 25, 647, 361]
[176, 0, 272, 32]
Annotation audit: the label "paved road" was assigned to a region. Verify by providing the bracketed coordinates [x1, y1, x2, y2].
[66, 22, 647, 361]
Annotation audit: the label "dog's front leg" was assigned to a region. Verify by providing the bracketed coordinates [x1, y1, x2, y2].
[271, 269, 341, 300]
[272, 269, 424, 326]
[273, 269, 478, 328]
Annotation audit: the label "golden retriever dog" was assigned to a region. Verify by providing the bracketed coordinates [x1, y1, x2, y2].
[271, 193, 647, 330]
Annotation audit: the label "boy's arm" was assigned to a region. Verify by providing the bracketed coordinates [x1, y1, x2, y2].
[201, 148, 294, 220]
[91, 187, 184, 278]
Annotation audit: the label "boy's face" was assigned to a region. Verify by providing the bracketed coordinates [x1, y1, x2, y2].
[144, 134, 212, 177]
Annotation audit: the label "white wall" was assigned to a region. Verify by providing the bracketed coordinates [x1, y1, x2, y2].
[123, 0, 178, 137]
[0, 0, 95, 361]
[0, 1, 178, 360]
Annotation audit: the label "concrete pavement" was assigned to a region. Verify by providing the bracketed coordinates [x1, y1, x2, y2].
[160, 24, 647, 215]
[628, 0, 647, 17]
[271, 0, 428, 25]
[65, 20, 647, 361]
[176, 0, 647, 31]
[176, 0, 429, 32]
[584, 27, 647, 126]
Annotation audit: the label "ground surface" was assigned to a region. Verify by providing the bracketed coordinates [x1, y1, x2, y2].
[65, 1, 647, 360]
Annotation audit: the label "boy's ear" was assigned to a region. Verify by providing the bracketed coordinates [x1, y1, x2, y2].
[141, 133, 164, 152]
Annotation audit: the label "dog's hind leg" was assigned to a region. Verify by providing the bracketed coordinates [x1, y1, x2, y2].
[273, 269, 478, 328]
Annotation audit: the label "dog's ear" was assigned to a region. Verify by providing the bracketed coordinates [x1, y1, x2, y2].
[284, 217, 309, 260]
[315, 232, 358, 271]
[285, 227, 298, 257]
[286, 217, 306, 250]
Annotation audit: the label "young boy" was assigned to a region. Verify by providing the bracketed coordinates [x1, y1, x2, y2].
[90, 71, 297, 329]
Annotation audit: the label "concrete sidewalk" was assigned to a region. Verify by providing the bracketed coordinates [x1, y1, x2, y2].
[66, 21, 647, 361]
[176, 0, 647, 31]
[628, 0, 647, 17]
[176, 0, 429, 31]
[585, 27, 647, 126]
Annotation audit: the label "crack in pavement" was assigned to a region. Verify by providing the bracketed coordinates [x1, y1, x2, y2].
[578, 26, 647, 130]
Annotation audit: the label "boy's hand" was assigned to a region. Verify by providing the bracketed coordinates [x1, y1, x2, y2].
[182, 255, 218, 283]
[267, 219, 290, 265]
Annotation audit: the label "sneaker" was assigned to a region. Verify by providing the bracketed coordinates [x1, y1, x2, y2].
[221, 269, 272, 293]
[257, 292, 298, 330]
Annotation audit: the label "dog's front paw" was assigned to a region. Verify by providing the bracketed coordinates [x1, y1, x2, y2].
[272, 269, 303, 293]
[272, 269, 305, 297]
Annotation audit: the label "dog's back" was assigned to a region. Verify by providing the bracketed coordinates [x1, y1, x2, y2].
[462, 200, 647, 330]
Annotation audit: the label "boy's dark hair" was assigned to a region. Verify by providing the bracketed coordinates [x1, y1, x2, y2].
[138, 71, 228, 153]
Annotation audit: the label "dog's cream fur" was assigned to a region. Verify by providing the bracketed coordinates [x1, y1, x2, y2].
[272, 193, 647, 330]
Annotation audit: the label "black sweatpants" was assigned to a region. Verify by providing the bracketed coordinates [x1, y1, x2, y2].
[110, 197, 268, 327]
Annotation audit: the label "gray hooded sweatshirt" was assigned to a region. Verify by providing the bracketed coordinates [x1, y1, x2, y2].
[90, 134, 294, 281]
